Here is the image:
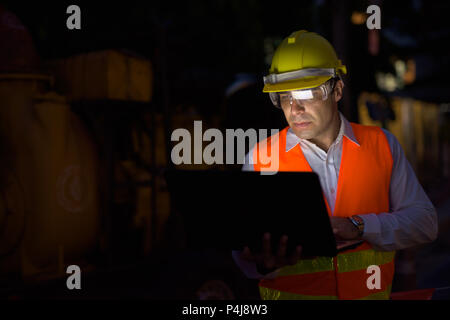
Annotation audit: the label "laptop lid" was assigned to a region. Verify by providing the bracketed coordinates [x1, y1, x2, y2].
[165, 170, 358, 257]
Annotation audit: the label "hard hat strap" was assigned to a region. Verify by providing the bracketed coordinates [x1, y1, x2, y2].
[264, 68, 336, 85]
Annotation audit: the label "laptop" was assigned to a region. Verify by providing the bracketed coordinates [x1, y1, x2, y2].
[165, 169, 363, 257]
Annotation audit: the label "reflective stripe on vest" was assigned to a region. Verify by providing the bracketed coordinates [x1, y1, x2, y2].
[253, 123, 395, 300]
[259, 285, 392, 300]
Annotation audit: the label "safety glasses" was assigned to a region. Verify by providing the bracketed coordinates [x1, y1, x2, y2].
[270, 78, 337, 109]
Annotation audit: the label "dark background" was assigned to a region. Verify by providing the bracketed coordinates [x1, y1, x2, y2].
[0, 0, 449, 300]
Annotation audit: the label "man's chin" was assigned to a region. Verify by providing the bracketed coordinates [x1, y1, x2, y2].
[290, 127, 316, 140]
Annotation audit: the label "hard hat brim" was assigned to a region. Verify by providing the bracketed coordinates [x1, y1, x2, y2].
[263, 75, 332, 93]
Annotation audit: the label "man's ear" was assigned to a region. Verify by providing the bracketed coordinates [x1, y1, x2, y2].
[333, 80, 344, 103]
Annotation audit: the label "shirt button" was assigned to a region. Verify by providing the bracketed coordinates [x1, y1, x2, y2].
[331, 188, 335, 194]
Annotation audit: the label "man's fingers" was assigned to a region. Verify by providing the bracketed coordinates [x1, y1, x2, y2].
[288, 245, 302, 265]
[262, 232, 272, 258]
[276, 235, 288, 259]
[240, 246, 254, 261]
[262, 233, 277, 270]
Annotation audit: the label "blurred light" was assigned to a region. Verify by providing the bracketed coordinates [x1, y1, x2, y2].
[376, 56, 418, 92]
[375, 72, 398, 92]
[225, 73, 256, 98]
[403, 59, 416, 85]
[351, 11, 367, 25]
[394, 60, 406, 76]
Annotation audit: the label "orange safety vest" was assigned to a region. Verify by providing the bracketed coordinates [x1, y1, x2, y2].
[252, 123, 395, 300]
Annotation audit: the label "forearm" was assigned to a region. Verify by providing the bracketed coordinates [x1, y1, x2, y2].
[359, 204, 438, 251]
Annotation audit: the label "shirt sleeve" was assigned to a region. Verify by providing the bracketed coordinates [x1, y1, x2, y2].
[359, 129, 438, 251]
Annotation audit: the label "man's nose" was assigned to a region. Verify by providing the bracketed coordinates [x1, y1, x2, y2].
[290, 99, 305, 114]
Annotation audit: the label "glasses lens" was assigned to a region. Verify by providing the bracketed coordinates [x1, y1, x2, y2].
[279, 87, 326, 108]
[276, 78, 337, 109]
[292, 86, 326, 101]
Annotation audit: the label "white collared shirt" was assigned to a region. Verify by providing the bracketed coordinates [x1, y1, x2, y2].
[283, 113, 360, 214]
[235, 113, 438, 279]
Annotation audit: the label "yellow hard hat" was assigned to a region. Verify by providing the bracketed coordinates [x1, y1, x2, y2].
[263, 30, 347, 93]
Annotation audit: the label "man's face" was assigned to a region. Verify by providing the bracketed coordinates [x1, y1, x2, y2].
[279, 80, 344, 140]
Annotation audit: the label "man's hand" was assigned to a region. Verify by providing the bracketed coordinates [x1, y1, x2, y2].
[239, 233, 302, 275]
[330, 217, 361, 240]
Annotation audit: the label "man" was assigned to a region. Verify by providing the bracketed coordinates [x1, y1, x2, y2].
[233, 30, 438, 300]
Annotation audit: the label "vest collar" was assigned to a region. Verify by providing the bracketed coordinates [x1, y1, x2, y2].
[285, 112, 360, 152]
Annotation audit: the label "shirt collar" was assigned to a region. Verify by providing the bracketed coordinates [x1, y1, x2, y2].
[285, 112, 360, 152]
